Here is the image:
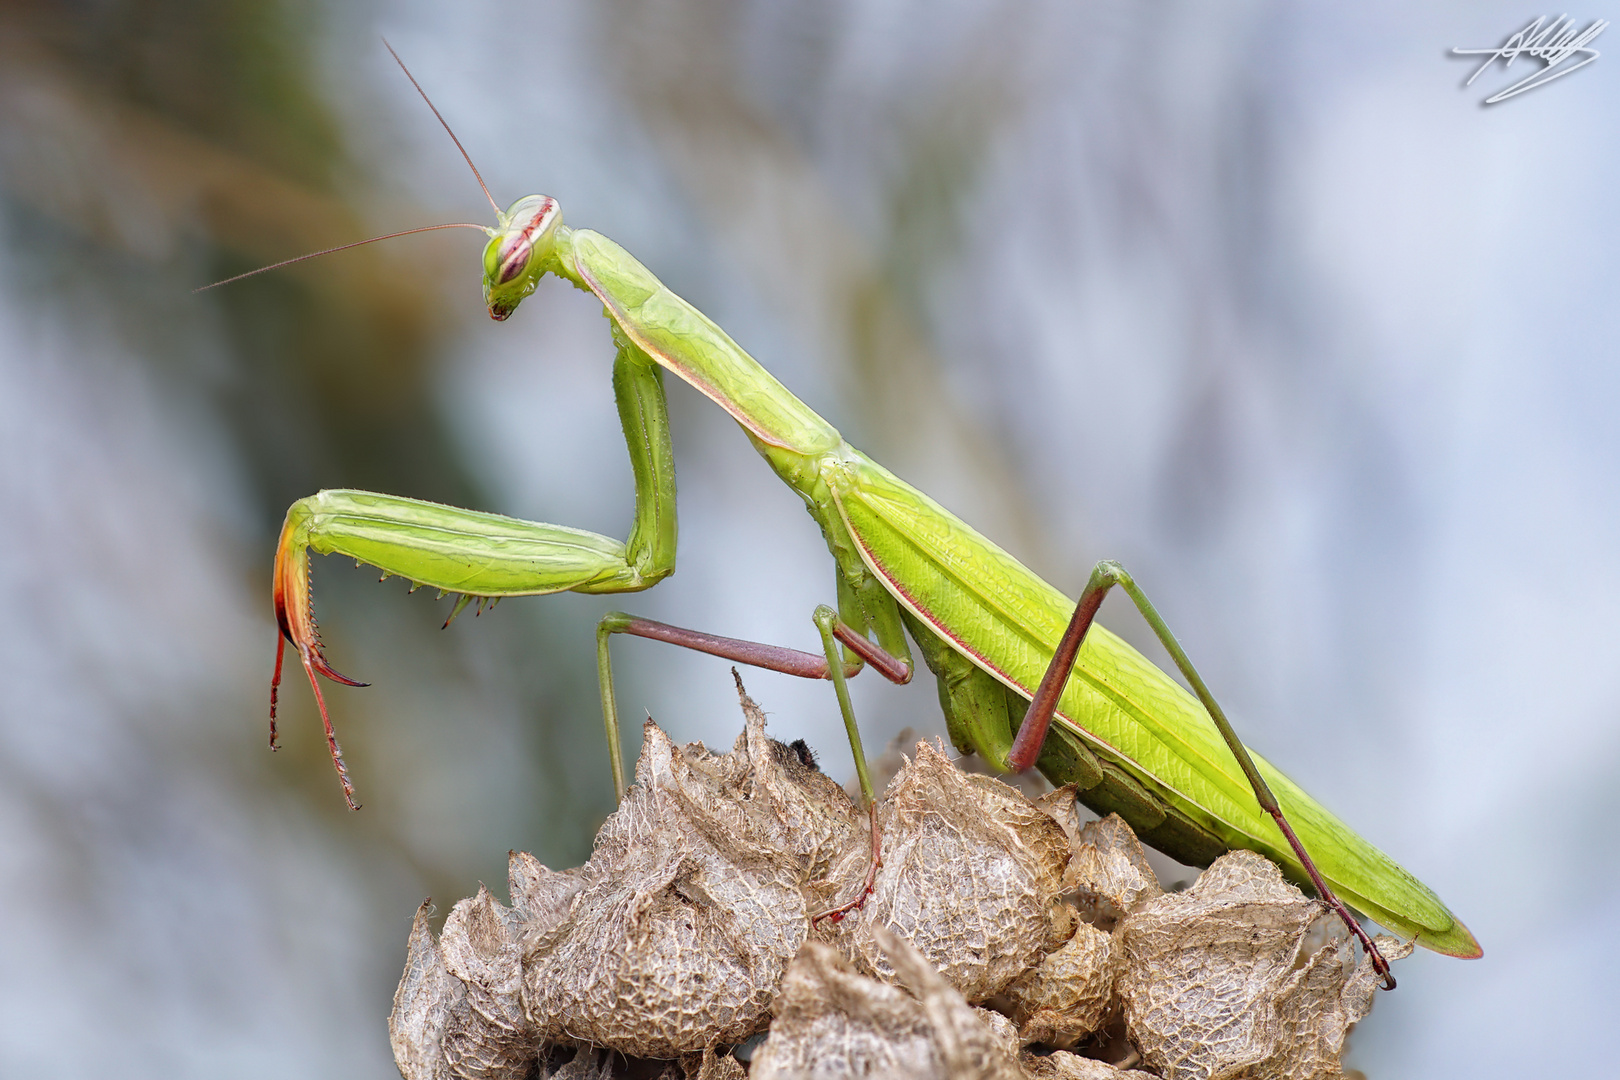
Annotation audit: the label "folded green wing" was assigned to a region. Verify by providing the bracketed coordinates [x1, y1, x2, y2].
[831, 452, 1479, 958]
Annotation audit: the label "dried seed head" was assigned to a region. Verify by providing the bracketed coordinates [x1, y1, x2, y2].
[999, 919, 1119, 1048]
[522, 695, 866, 1058]
[821, 741, 1071, 1002]
[1117, 849, 1413, 1080]
[390, 902, 466, 1080]
[749, 928, 1023, 1080]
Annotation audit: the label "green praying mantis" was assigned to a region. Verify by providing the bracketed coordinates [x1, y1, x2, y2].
[229, 47, 1481, 990]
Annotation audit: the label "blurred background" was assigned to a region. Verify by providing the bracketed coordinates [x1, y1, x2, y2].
[1, 0, 1615, 1075]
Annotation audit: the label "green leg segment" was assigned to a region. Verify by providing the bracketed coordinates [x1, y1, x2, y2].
[273, 339, 678, 806]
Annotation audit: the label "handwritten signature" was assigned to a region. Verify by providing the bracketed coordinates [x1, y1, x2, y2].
[1453, 15, 1608, 104]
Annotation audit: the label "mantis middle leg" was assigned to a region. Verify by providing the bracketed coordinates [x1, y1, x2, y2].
[594, 604, 914, 920]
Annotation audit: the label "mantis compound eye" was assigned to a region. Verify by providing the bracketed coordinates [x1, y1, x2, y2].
[495, 236, 533, 284]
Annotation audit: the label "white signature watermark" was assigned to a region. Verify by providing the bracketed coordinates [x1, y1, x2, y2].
[1452, 15, 1608, 103]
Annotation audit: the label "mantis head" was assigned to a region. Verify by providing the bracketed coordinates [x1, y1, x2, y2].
[196, 48, 565, 325]
[483, 195, 562, 321]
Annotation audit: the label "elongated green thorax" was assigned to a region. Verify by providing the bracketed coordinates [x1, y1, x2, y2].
[481, 196, 842, 458]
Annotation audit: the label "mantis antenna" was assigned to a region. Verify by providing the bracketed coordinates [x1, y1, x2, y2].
[192, 222, 491, 292]
[194, 42, 501, 294]
[383, 39, 502, 217]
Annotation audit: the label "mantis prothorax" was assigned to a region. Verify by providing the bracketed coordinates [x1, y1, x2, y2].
[223, 46, 1481, 989]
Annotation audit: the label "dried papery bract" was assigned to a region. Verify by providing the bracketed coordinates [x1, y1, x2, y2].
[750, 928, 1023, 1080]
[391, 902, 467, 1080]
[999, 919, 1118, 1048]
[997, 807, 1166, 1048]
[823, 741, 1070, 1002]
[681, 1048, 747, 1080]
[439, 885, 536, 1079]
[391, 854, 599, 1080]
[537, 1046, 682, 1079]
[391, 708, 1410, 1079]
[1116, 849, 1411, 1080]
[507, 849, 591, 933]
[522, 695, 866, 1057]
[1020, 1051, 1158, 1080]
[1062, 810, 1165, 928]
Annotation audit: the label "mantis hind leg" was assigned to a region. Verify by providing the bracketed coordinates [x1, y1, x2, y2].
[1009, 560, 1396, 990]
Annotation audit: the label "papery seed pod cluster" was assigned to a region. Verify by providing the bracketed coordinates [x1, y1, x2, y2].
[390, 681, 1405, 1080]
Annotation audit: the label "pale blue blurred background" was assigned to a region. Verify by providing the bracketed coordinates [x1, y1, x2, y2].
[1, 1, 1614, 1076]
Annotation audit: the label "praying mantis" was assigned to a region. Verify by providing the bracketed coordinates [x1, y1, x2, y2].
[240, 47, 1481, 990]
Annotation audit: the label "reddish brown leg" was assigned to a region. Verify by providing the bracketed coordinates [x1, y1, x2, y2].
[812, 802, 883, 925]
[596, 609, 911, 802]
[1008, 561, 1395, 990]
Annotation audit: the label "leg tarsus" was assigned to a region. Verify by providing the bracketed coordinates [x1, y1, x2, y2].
[1269, 808, 1395, 989]
[809, 605, 886, 925]
[297, 644, 360, 811]
[270, 633, 285, 751]
[270, 626, 362, 813]
[812, 802, 882, 925]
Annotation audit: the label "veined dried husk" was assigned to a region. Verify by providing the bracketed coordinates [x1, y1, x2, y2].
[521, 685, 866, 1057]
[821, 741, 1071, 1003]
[750, 927, 1023, 1080]
[1117, 849, 1412, 1080]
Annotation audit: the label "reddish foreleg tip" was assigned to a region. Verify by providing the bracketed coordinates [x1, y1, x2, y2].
[296, 644, 365, 809]
[269, 632, 286, 750]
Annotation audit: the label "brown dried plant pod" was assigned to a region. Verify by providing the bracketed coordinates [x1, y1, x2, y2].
[822, 741, 1071, 1003]
[521, 691, 866, 1058]
[1020, 1050, 1159, 1080]
[439, 885, 536, 1079]
[507, 849, 591, 933]
[997, 809, 1163, 1047]
[1116, 849, 1412, 1080]
[390, 901, 466, 1080]
[1064, 813, 1165, 929]
[998, 919, 1118, 1048]
[750, 928, 1023, 1080]
[389, 885, 538, 1080]
[1034, 795, 1164, 926]
[678, 1047, 748, 1080]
